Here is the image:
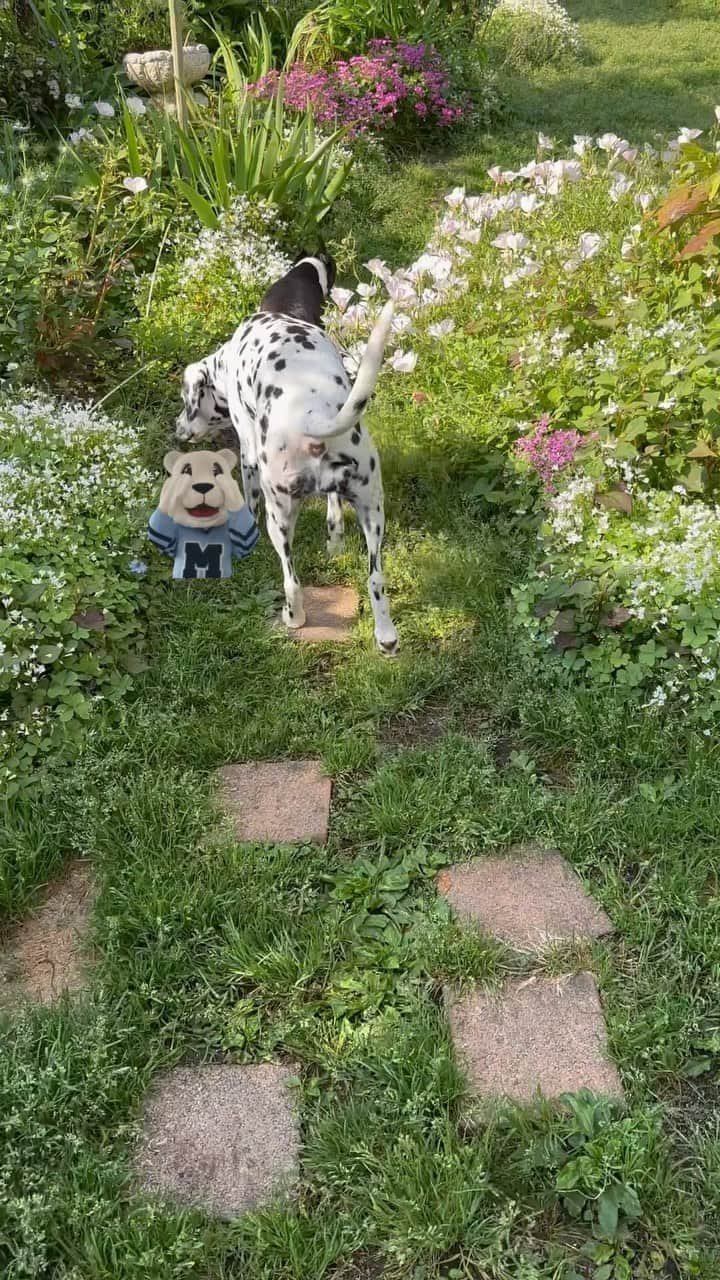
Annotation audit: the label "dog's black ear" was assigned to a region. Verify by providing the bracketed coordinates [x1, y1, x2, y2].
[322, 252, 337, 292]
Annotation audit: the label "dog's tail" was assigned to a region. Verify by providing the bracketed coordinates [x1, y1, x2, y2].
[303, 300, 395, 442]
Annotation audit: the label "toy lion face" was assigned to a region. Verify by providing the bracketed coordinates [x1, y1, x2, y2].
[161, 449, 240, 528]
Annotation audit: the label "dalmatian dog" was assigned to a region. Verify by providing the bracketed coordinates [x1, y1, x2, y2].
[175, 254, 399, 654]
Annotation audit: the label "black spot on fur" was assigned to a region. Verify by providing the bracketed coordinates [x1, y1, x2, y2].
[373, 589, 381, 601]
[370, 456, 376, 471]
[272, 386, 283, 399]
[274, 358, 286, 371]
[369, 553, 378, 574]
[334, 374, 344, 386]
[351, 429, 361, 445]
[354, 396, 368, 411]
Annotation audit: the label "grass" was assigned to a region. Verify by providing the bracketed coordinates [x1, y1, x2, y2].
[3, 1, 720, 1277]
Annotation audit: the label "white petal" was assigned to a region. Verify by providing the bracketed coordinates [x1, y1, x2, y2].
[330, 286, 354, 312]
[123, 175, 148, 194]
[427, 318, 455, 338]
[126, 96, 146, 116]
[389, 349, 418, 373]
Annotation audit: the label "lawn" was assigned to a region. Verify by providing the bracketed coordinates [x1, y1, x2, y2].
[3, 2, 720, 1278]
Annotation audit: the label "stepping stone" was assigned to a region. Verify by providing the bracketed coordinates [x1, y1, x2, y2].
[217, 760, 331, 844]
[446, 971, 623, 1103]
[437, 844, 613, 951]
[0, 860, 95, 1006]
[292, 585, 358, 643]
[134, 1063, 299, 1219]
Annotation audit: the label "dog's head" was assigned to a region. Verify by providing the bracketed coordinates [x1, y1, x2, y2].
[293, 249, 336, 297]
[176, 358, 231, 439]
[160, 448, 240, 528]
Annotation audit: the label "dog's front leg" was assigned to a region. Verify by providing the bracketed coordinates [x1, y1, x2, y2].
[350, 475, 398, 656]
[264, 490, 305, 628]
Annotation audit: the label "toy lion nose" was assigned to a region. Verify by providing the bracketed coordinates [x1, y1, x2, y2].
[192, 482, 213, 494]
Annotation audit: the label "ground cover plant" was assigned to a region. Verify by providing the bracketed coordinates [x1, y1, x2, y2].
[2, 1, 720, 1278]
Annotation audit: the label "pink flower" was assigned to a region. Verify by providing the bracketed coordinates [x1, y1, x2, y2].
[515, 416, 593, 491]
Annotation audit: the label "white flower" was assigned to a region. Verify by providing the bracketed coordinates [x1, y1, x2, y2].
[491, 231, 529, 255]
[635, 191, 654, 212]
[330, 286, 354, 312]
[677, 126, 702, 144]
[597, 132, 628, 154]
[610, 172, 634, 202]
[123, 176, 148, 194]
[577, 232, 604, 260]
[126, 96, 147, 116]
[389, 349, 418, 373]
[65, 93, 82, 109]
[537, 132, 554, 152]
[658, 396, 677, 410]
[445, 186, 465, 208]
[572, 134, 593, 156]
[390, 313, 413, 335]
[69, 127, 93, 145]
[428, 318, 455, 339]
[487, 165, 504, 184]
[93, 100, 115, 118]
[519, 193, 540, 215]
[356, 282, 377, 299]
[365, 257, 391, 281]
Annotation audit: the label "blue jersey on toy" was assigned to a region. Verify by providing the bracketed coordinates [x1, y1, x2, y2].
[148, 447, 259, 579]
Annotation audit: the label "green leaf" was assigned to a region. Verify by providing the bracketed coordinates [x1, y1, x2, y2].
[174, 178, 219, 229]
[597, 1188, 619, 1238]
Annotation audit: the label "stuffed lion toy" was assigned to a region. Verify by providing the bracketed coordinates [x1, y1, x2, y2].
[148, 449, 260, 579]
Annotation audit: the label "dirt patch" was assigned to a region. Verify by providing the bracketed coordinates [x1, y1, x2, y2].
[0, 860, 95, 1006]
[380, 699, 453, 748]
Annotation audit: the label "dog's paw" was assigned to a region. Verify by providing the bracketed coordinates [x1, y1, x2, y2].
[283, 605, 306, 630]
[376, 626, 399, 657]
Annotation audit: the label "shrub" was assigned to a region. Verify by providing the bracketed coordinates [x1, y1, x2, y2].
[249, 39, 468, 146]
[0, 393, 151, 793]
[135, 196, 292, 372]
[513, 460, 720, 714]
[489, 0, 581, 68]
[285, 0, 497, 65]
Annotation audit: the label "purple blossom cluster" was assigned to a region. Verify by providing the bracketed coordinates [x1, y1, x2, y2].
[248, 40, 466, 140]
[516, 415, 591, 491]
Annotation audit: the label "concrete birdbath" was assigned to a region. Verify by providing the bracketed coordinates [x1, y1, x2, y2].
[122, 43, 210, 114]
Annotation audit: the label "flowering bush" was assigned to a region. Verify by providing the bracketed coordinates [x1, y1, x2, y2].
[327, 113, 720, 709]
[135, 196, 291, 374]
[0, 394, 151, 792]
[489, 0, 582, 68]
[513, 468, 720, 716]
[249, 40, 468, 144]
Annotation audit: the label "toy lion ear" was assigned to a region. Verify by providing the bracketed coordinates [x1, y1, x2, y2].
[164, 450, 181, 473]
[218, 448, 237, 470]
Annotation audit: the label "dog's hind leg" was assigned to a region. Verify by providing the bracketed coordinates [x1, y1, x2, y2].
[325, 492, 345, 556]
[349, 476, 398, 655]
[241, 456, 262, 519]
[264, 490, 305, 629]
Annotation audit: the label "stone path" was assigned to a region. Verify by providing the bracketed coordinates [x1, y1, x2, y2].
[288, 585, 358, 644]
[0, 860, 94, 1007]
[447, 972, 623, 1103]
[134, 1063, 299, 1218]
[439, 842, 622, 1103]
[217, 760, 331, 845]
[134, 746, 621, 1216]
[438, 843, 614, 951]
